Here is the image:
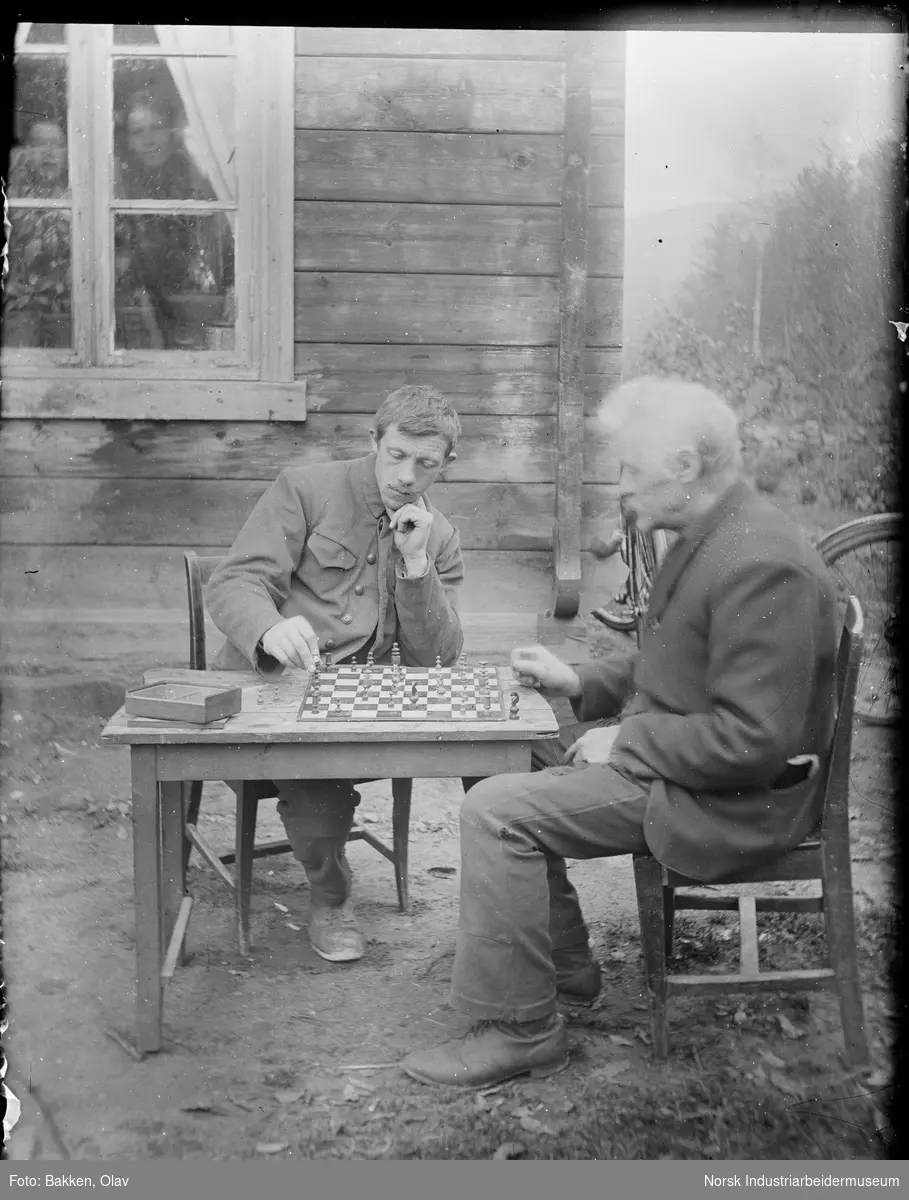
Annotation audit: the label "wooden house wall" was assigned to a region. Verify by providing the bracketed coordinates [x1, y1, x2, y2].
[0, 29, 625, 677]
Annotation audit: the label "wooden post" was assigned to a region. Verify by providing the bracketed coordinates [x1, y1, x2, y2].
[551, 33, 592, 619]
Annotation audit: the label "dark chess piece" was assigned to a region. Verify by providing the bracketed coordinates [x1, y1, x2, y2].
[509, 691, 520, 720]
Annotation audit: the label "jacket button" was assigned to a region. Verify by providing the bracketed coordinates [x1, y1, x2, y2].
[366, 553, 377, 564]
[341, 614, 353, 625]
[354, 584, 365, 596]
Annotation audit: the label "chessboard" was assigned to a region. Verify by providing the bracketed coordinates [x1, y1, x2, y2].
[285, 662, 514, 722]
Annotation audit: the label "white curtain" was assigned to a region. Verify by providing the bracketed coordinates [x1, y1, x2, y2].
[154, 25, 236, 203]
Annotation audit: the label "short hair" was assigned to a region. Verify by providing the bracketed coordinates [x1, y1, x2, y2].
[374, 385, 461, 455]
[597, 375, 743, 479]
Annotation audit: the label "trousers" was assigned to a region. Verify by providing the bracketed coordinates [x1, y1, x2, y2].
[275, 775, 485, 907]
[449, 720, 651, 1023]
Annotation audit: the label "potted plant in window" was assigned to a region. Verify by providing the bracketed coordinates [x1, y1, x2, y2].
[2, 216, 72, 349]
[1, 273, 43, 347]
[34, 269, 72, 348]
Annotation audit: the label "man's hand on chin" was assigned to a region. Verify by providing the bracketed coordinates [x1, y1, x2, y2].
[391, 499, 433, 574]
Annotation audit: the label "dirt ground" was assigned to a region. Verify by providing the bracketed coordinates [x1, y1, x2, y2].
[0, 661, 900, 1161]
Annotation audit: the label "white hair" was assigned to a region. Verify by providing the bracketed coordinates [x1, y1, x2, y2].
[597, 376, 743, 478]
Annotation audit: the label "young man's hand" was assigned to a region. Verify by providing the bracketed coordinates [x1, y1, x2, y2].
[260, 615, 321, 671]
[510, 645, 582, 698]
[390, 498, 434, 575]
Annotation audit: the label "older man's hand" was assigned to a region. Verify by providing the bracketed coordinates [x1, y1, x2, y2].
[563, 724, 621, 766]
[510, 645, 582, 698]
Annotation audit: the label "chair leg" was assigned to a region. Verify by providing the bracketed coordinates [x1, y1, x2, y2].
[236, 783, 259, 956]
[663, 885, 676, 958]
[182, 780, 203, 873]
[823, 876, 871, 1068]
[633, 855, 670, 1060]
[391, 778, 413, 913]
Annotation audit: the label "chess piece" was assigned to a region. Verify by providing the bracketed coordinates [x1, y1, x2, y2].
[366, 648, 375, 666]
[509, 691, 520, 720]
[391, 642, 401, 667]
[435, 654, 442, 669]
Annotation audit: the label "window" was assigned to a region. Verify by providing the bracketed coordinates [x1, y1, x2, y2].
[3, 24, 301, 417]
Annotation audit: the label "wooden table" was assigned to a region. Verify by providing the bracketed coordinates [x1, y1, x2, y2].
[101, 666, 559, 1053]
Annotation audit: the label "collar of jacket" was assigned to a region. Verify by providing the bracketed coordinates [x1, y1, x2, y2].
[350, 452, 387, 519]
[647, 478, 753, 623]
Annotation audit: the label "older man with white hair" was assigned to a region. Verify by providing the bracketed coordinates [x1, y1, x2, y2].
[401, 375, 838, 1089]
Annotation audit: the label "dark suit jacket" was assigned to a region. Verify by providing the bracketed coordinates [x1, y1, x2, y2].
[573, 481, 838, 883]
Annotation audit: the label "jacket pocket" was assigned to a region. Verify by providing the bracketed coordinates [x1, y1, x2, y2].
[306, 531, 358, 571]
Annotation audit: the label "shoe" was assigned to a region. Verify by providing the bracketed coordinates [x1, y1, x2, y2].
[308, 899, 364, 963]
[555, 959, 602, 1008]
[400, 1014, 569, 1089]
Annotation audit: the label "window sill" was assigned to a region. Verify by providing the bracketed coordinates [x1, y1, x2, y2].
[1, 372, 307, 421]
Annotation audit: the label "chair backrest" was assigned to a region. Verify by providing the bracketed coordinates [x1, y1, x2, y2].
[183, 551, 224, 670]
[819, 596, 864, 848]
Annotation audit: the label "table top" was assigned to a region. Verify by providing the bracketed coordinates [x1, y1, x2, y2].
[101, 667, 560, 745]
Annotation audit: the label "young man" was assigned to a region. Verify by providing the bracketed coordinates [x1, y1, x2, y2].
[206, 385, 469, 963]
[401, 376, 839, 1088]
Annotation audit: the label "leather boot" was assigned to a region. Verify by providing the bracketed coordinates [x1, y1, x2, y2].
[555, 955, 602, 1008]
[309, 898, 364, 962]
[400, 1013, 569, 1088]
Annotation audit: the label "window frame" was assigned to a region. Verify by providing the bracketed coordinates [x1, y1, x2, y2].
[3, 23, 302, 419]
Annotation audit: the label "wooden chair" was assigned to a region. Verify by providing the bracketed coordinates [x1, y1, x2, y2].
[182, 551, 414, 955]
[633, 596, 870, 1067]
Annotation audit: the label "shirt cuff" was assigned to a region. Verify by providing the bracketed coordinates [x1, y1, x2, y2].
[396, 558, 430, 580]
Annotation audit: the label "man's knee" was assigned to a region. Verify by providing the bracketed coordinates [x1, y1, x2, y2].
[459, 773, 532, 833]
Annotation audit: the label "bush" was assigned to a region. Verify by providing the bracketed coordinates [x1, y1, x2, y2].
[628, 140, 904, 514]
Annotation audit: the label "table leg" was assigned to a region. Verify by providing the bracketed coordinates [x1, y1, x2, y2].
[132, 746, 163, 1053]
[161, 782, 187, 968]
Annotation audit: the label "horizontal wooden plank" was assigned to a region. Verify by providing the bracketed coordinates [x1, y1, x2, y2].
[0, 547, 625, 618]
[296, 132, 624, 207]
[0, 479, 620, 550]
[294, 273, 621, 347]
[0, 415, 619, 484]
[295, 344, 622, 414]
[295, 57, 566, 134]
[294, 201, 622, 276]
[295, 29, 625, 63]
[295, 29, 573, 59]
[295, 131, 565, 204]
[668, 971, 833, 995]
[0, 605, 611, 675]
[0, 378, 307, 422]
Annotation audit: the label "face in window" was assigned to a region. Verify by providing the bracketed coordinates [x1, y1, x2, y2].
[370, 424, 452, 514]
[126, 105, 176, 170]
[28, 121, 66, 183]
